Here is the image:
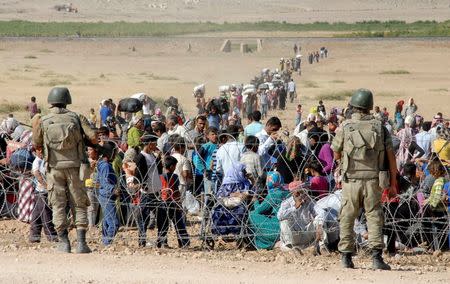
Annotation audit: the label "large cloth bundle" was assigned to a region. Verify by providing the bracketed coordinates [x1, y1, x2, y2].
[243, 84, 255, 91]
[164, 96, 179, 108]
[219, 85, 229, 93]
[193, 84, 205, 97]
[258, 83, 269, 90]
[118, 98, 143, 113]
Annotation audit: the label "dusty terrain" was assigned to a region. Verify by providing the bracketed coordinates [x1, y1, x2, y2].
[0, 219, 449, 284]
[0, 34, 449, 283]
[0, 0, 450, 23]
[0, 36, 449, 128]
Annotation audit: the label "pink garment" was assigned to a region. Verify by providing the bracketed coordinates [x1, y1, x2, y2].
[310, 176, 329, 198]
[318, 143, 334, 174]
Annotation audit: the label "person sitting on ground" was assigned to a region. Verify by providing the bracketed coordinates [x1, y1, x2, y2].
[249, 171, 290, 250]
[304, 161, 329, 198]
[277, 136, 305, 184]
[157, 156, 190, 248]
[277, 187, 316, 251]
[211, 163, 253, 236]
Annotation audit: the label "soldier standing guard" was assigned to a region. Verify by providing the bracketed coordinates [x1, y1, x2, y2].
[32, 87, 97, 253]
[331, 89, 398, 270]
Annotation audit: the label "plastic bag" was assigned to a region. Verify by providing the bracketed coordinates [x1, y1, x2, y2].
[182, 191, 199, 215]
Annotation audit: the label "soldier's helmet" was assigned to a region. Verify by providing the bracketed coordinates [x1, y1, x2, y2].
[349, 88, 374, 110]
[48, 87, 72, 105]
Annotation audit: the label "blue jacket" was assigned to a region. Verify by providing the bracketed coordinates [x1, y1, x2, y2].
[96, 159, 117, 199]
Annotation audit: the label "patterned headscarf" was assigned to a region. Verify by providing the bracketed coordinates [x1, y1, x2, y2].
[266, 171, 284, 190]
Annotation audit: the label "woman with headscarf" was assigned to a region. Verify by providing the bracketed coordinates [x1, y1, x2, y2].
[277, 137, 306, 184]
[394, 100, 405, 130]
[404, 98, 418, 118]
[433, 125, 450, 164]
[396, 116, 425, 171]
[249, 171, 290, 250]
[211, 163, 253, 235]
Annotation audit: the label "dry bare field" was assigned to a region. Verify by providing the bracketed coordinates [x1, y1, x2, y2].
[0, 36, 449, 128]
[0, 0, 449, 23]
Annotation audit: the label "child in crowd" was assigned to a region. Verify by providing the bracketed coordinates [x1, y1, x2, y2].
[199, 127, 219, 196]
[157, 156, 190, 248]
[425, 159, 449, 250]
[295, 104, 302, 127]
[304, 161, 329, 198]
[317, 100, 326, 118]
[96, 141, 119, 246]
[192, 135, 207, 198]
[88, 108, 97, 128]
[171, 136, 192, 196]
[240, 135, 262, 183]
[29, 148, 58, 243]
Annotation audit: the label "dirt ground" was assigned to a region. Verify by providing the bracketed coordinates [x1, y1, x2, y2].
[1, 0, 450, 23]
[0, 36, 449, 129]
[0, 219, 449, 284]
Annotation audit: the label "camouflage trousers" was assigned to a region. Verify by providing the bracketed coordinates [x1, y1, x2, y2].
[46, 167, 90, 233]
[338, 178, 384, 253]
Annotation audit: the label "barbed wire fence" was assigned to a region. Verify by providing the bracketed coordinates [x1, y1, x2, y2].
[0, 128, 448, 253]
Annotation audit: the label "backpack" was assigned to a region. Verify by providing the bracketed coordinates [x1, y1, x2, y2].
[342, 118, 385, 179]
[42, 111, 84, 168]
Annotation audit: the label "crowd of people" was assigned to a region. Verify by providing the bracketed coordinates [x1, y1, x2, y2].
[0, 61, 448, 269]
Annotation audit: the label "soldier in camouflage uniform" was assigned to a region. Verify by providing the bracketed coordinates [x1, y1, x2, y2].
[33, 87, 97, 253]
[331, 89, 398, 270]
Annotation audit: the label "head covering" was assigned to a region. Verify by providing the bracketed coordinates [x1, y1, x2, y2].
[404, 115, 414, 126]
[437, 125, 450, 140]
[0, 117, 19, 135]
[221, 163, 248, 186]
[266, 171, 284, 190]
[155, 108, 162, 116]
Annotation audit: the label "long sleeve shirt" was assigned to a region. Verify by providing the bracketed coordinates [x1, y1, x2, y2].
[318, 143, 334, 174]
[97, 159, 117, 199]
[277, 197, 316, 231]
[255, 129, 275, 169]
[215, 141, 245, 176]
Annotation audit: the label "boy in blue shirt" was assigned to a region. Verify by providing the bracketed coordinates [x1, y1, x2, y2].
[96, 141, 119, 245]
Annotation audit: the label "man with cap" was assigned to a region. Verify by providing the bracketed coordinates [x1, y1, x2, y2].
[32, 87, 97, 253]
[134, 133, 162, 247]
[331, 89, 397, 270]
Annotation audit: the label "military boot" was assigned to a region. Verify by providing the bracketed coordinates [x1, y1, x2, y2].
[372, 249, 391, 270]
[341, 253, 355, 269]
[57, 230, 71, 253]
[76, 229, 92, 254]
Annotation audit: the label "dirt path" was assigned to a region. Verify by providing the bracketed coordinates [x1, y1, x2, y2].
[0, 249, 449, 284]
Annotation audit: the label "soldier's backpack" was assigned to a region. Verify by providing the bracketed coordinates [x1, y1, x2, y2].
[341, 118, 385, 179]
[42, 111, 84, 168]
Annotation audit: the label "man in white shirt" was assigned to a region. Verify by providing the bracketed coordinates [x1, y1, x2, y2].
[255, 117, 282, 170]
[166, 115, 187, 138]
[415, 121, 432, 158]
[216, 125, 245, 177]
[287, 79, 296, 103]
